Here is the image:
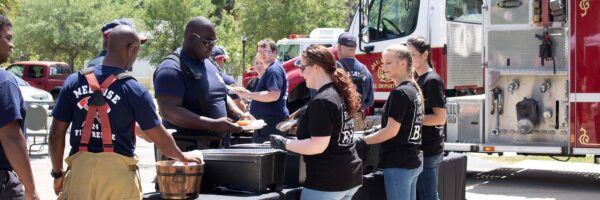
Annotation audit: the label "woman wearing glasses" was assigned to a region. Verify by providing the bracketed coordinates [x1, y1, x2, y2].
[355, 44, 424, 200]
[269, 45, 363, 200]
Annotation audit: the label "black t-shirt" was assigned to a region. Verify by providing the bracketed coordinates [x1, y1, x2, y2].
[417, 71, 446, 157]
[296, 83, 363, 191]
[379, 81, 423, 169]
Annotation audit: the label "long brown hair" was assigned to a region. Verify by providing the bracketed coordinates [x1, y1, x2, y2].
[303, 45, 361, 115]
[407, 36, 434, 70]
[383, 44, 425, 112]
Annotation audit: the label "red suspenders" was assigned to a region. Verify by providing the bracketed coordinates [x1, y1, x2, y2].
[79, 72, 119, 153]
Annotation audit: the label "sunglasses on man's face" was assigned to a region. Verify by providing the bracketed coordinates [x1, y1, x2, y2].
[192, 33, 218, 47]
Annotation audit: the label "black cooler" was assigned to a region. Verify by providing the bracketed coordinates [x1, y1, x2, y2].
[229, 143, 306, 188]
[200, 149, 286, 194]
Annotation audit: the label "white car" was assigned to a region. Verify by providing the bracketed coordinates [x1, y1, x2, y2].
[12, 74, 54, 112]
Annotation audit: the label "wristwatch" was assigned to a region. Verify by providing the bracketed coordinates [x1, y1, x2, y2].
[51, 170, 64, 179]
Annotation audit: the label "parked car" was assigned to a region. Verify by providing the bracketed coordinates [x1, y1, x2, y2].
[12, 74, 54, 112]
[6, 61, 72, 100]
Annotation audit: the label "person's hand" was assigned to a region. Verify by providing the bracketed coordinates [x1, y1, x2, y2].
[235, 88, 251, 99]
[53, 176, 63, 195]
[269, 135, 288, 151]
[213, 117, 242, 134]
[25, 190, 40, 200]
[177, 154, 203, 164]
[240, 112, 255, 121]
[354, 135, 367, 150]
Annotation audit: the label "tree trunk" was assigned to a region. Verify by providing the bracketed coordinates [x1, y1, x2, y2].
[68, 53, 77, 71]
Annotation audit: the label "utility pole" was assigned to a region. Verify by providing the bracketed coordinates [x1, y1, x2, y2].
[242, 32, 247, 73]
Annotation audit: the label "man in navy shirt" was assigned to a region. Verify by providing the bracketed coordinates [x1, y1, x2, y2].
[210, 46, 245, 147]
[0, 15, 39, 200]
[211, 46, 245, 111]
[336, 32, 374, 131]
[50, 26, 200, 199]
[237, 39, 289, 143]
[153, 17, 250, 152]
[87, 19, 147, 68]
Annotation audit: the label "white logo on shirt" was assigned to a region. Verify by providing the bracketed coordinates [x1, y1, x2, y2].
[338, 107, 354, 146]
[408, 95, 423, 144]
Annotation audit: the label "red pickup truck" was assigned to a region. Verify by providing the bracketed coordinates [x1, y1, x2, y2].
[6, 61, 72, 100]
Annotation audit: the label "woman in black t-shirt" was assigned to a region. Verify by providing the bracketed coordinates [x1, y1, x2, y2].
[355, 44, 424, 200]
[408, 36, 447, 200]
[270, 45, 363, 200]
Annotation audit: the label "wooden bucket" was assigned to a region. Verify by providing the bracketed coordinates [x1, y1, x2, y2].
[156, 160, 204, 199]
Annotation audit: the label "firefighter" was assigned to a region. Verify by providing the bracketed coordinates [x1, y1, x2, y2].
[153, 16, 249, 153]
[0, 15, 40, 200]
[210, 46, 245, 146]
[270, 45, 363, 200]
[355, 44, 424, 200]
[407, 36, 447, 200]
[49, 25, 201, 199]
[211, 46, 245, 111]
[336, 32, 375, 131]
[235, 39, 289, 143]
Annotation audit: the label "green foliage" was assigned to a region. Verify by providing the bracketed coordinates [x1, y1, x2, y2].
[215, 11, 243, 77]
[12, 0, 142, 69]
[0, 0, 16, 16]
[140, 0, 215, 64]
[8, 0, 352, 77]
[233, 0, 347, 69]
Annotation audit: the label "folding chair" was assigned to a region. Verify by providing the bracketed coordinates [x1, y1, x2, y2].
[25, 103, 49, 155]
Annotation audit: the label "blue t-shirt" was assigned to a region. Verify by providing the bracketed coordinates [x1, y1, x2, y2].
[0, 69, 26, 170]
[249, 61, 289, 118]
[87, 50, 106, 68]
[153, 48, 228, 136]
[52, 66, 160, 157]
[338, 58, 375, 107]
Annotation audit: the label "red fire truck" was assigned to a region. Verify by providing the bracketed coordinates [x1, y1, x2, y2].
[244, 0, 600, 163]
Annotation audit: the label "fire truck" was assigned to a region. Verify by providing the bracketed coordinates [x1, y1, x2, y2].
[276, 28, 345, 62]
[244, 0, 600, 163]
[347, 0, 599, 162]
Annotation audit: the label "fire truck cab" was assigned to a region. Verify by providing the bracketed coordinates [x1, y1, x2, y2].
[276, 28, 344, 62]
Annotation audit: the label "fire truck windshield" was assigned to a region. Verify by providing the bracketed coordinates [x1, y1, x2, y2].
[277, 44, 301, 62]
[366, 0, 420, 42]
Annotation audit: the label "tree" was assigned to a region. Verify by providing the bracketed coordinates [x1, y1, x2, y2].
[0, 0, 16, 16]
[140, 0, 215, 64]
[233, 0, 348, 69]
[214, 11, 243, 77]
[12, 0, 142, 69]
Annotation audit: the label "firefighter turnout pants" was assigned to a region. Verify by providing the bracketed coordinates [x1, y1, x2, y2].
[58, 151, 142, 200]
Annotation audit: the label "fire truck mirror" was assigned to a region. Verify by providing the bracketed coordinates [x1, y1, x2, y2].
[361, 27, 371, 44]
[516, 98, 539, 134]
